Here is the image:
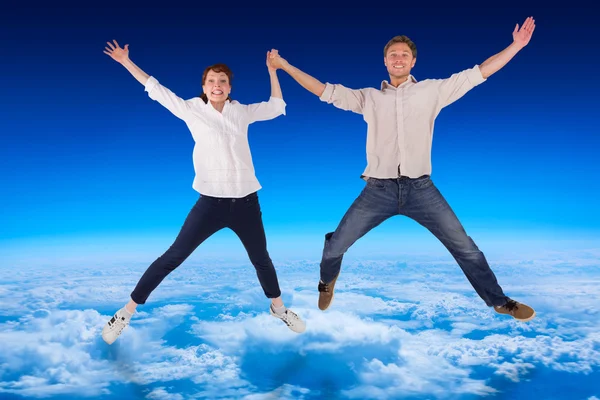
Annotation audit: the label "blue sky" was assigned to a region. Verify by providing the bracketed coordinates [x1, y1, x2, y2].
[1, 4, 599, 259]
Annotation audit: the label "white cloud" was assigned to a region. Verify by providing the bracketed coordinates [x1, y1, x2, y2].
[144, 304, 195, 318]
[242, 384, 311, 400]
[0, 309, 117, 398]
[492, 361, 535, 382]
[342, 358, 496, 399]
[418, 330, 600, 373]
[146, 387, 184, 400]
[128, 344, 245, 387]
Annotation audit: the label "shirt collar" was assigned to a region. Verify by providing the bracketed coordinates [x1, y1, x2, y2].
[381, 75, 417, 90]
[207, 99, 231, 113]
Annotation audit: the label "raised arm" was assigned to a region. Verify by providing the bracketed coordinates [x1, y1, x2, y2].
[104, 40, 194, 122]
[268, 51, 326, 97]
[244, 51, 288, 123]
[269, 50, 366, 114]
[267, 50, 283, 99]
[104, 40, 149, 85]
[479, 17, 536, 79]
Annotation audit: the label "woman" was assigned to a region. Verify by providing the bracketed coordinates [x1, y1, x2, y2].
[101, 40, 305, 345]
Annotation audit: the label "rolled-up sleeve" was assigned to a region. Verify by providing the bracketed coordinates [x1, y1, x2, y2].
[145, 76, 194, 122]
[246, 96, 286, 123]
[437, 65, 487, 108]
[319, 83, 365, 114]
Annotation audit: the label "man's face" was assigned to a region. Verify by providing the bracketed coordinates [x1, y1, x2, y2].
[384, 42, 416, 80]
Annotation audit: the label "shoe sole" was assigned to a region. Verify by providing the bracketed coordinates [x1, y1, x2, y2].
[495, 309, 536, 322]
[516, 310, 536, 322]
[102, 332, 115, 345]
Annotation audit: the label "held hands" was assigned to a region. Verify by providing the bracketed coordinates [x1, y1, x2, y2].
[513, 17, 536, 49]
[266, 50, 277, 72]
[104, 40, 130, 63]
[266, 49, 288, 71]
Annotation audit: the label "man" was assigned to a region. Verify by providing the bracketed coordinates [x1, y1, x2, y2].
[267, 17, 537, 321]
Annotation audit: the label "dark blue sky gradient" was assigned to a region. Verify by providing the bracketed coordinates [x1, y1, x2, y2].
[1, 4, 598, 255]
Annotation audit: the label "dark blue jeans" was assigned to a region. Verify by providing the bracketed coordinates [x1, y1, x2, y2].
[320, 176, 508, 307]
[131, 192, 281, 305]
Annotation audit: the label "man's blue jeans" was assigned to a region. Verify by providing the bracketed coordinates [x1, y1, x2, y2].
[319, 176, 508, 307]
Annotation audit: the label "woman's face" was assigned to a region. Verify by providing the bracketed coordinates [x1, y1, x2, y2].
[202, 70, 231, 103]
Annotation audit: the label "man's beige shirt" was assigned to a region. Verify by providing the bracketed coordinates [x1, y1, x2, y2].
[319, 65, 486, 179]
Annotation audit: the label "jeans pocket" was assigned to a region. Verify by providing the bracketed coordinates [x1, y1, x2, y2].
[367, 178, 386, 189]
[243, 192, 260, 210]
[244, 192, 258, 202]
[411, 177, 433, 190]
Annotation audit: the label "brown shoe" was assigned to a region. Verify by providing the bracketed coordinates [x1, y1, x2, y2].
[494, 299, 536, 322]
[318, 273, 340, 311]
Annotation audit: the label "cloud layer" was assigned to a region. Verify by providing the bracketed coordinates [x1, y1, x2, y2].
[0, 252, 599, 399]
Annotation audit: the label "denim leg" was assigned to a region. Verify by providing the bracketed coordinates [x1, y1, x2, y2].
[130, 196, 226, 305]
[320, 179, 398, 283]
[401, 177, 508, 307]
[228, 193, 282, 299]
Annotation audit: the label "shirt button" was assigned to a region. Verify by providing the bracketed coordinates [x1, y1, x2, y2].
[232, 199, 236, 202]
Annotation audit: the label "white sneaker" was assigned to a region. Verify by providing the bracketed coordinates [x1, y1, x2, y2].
[102, 307, 132, 345]
[270, 306, 306, 333]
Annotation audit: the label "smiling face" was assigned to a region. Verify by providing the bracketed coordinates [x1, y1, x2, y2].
[384, 42, 416, 81]
[202, 70, 231, 103]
